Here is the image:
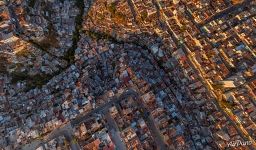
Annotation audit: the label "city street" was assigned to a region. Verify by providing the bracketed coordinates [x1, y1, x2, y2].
[198, 0, 253, 26]
[22, 87, 171, 150]
[22, 89, 138, 150]
[2, 0, 256, 150]
[104, 110, 126, 150]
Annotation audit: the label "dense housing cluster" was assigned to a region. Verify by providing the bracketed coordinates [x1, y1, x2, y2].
[0, 0, 255, 150]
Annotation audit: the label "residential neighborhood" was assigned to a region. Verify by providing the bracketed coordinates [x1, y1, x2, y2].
[0, 0, 255, 150]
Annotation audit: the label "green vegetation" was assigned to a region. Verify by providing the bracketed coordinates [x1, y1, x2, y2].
[26, 14, 61, 63]
[97, 13, 104, 20]
[42, 4, 53, 21]
[0, 55, 9, 73]
[0, 65, 7, 73]
[156, 59, 165, 70]
[10, 69, 63, 91]
[28, 24, 60, 59]
[25, 74, 53, 90]
[140, 11, 148, 21]
[24, 6, 30, 14]
[9, 0, 86, 91]
[107, 2, 126, 23]
[220, 100, 234, 110]
[35, 23, 59, 50]
[15, 49, 32, 57]
[86, 30, 110, 40]
[86, 30, 123, 44]
[115, 12, 126, 23]
[29, 40, 50, 53]
[64, 0, 85, 64]
[13, 0, 85, 91]
[180, 25, 186, 32]
[10, 71, 28, 84]
[108, 2, 117, 15]
[28, 0, 36, 8]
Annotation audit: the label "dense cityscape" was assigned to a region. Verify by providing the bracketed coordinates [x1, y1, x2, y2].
[0, 0, 255, 150]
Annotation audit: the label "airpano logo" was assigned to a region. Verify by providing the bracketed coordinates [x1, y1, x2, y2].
[227, 140, 252, 147]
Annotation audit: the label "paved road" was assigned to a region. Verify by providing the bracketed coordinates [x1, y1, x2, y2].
[22, 89, 138, 150]
[183, 4, 236, 71]
[127, 0, 139, 23]
[198, 0, 253, 26]
[225, 75, 256, 93]
[22, 123, 80, 150]
[22, 88, 170, 150]
[71, 89, 138, 126]
[104, 110, 127, 150]
[23, 89, 138, 150]
[136, 100, 169, 150]
[152, 0, 256, 149]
